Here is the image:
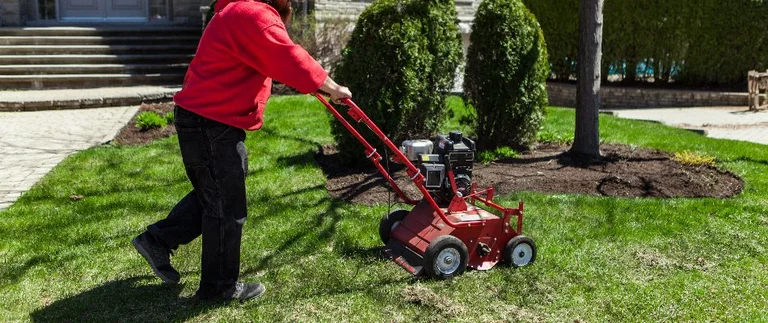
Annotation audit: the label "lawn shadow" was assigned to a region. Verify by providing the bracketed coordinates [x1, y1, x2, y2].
[259, 127, 325, 151]
[337, 245, 389, 262]
[734, 156, 768, 166]
[30, 276, 225, 323]
[728, 109, 764, 115]
[242, 197, 346, 275]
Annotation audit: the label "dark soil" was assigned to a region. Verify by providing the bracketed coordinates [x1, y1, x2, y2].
[111, 106, 744, 202]
[113, 102, 176, 146]
[316, 143, 744, 205]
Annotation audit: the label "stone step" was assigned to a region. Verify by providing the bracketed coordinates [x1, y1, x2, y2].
[0, 86, 180, 111]
[0, 63, 189, 75]
[0, 54, 194, 65]
[0, 27, 202, 37]
[0, 74, 186, 90]
[0, 27, 199, 90]
[0, 36, 201, 45]
[0, 44, 198, 55]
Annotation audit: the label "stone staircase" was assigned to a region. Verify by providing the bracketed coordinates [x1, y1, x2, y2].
[0, 27, 200, 89]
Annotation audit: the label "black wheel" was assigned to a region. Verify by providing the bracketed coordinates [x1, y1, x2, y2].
[379, 209, 409, 245]
[424, 235, 469, 279]
[504, 235, 537, 268]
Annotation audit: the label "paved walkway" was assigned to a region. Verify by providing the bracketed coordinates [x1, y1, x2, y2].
[0, 106, 139, 209]
[608, 106, 768, 145]
[0, 86, 179, 210]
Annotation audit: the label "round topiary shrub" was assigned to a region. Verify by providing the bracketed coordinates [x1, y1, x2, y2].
[333, 0, 463, 166]
[464, 0, 549, 151]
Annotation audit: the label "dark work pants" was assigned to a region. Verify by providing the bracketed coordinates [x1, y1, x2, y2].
[147, 106, 248, 296]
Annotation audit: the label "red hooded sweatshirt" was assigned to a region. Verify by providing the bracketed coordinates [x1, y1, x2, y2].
[173, 0, 328, 130]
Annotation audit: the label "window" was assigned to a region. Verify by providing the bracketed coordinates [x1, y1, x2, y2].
[149, 0, 168, 21]
[38, 0, 56, 20]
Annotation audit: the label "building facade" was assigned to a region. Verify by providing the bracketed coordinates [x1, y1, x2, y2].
[1, 0, 206, 26]
[314, 0, 477, 52]
[0, 0, 479, 91]
[1, 0, 479, 32]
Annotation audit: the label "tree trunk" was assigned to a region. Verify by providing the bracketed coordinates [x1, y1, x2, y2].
[570, 0, 604, 159]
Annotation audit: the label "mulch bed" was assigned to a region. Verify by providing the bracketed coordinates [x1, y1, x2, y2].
[112, 102, 176, 146]
[113, 104, 744, 201]
[316, 143, 744, 204]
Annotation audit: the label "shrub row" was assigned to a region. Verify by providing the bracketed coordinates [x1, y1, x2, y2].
[333, 0, 548, 159]
[522, 0, 768, 86]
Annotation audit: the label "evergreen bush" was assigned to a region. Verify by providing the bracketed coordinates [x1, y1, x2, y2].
[333, 0, 463, 166]
[464, 0, 549, 151]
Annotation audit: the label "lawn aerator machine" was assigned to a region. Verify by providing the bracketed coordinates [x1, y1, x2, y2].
[315, 94, 537, 279]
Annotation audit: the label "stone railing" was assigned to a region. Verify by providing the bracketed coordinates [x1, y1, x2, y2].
[200, 5, 210, 29]
[748, 70, 768, 111]
[547, 82, 749, 109]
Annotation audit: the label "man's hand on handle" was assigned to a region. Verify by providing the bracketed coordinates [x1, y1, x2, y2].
[320, 76, 352, 104]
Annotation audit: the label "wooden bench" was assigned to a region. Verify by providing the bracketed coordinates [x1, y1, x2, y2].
[748, 70, 768, 110]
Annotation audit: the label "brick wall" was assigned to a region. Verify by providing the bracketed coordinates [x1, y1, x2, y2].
[547, 82, 749, 108]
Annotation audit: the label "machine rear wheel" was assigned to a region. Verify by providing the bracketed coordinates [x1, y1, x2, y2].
[379, 209, 409, 245]
[424, 235, 469, 279]
[504, 235, 537, 267]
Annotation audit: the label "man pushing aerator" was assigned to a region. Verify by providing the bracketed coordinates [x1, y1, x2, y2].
[131, 0, 351, 302]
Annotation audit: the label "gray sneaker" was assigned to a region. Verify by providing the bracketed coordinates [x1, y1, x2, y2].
[197, 281, 266, 301]
[132, 232, 180, 284]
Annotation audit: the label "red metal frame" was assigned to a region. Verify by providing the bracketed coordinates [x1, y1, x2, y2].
[314, 94, 523, 233]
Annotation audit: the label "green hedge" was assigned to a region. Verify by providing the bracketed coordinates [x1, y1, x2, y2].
[464, 0, 549, 151]
[522, 0, 768, 86]
[333, 0, 463, 166]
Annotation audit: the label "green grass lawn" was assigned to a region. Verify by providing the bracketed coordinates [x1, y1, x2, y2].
[1, 95, 767, 322]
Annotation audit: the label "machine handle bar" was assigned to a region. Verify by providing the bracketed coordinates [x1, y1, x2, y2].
[314, 94, 484, 228]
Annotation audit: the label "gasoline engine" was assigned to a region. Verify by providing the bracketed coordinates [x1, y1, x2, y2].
[400, 131, 476, 203]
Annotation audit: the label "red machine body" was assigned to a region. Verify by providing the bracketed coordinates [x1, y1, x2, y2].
[315, 94, 536, 278]
[387, 198, 524, 275]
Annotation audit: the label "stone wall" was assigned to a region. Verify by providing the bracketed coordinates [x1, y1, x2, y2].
[174, 0, 208, 25]
[455, 0, 478, 20]
[547, 82, 749, 108]
[314, 0, 480, 21]
[314, 0, 373, 21]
